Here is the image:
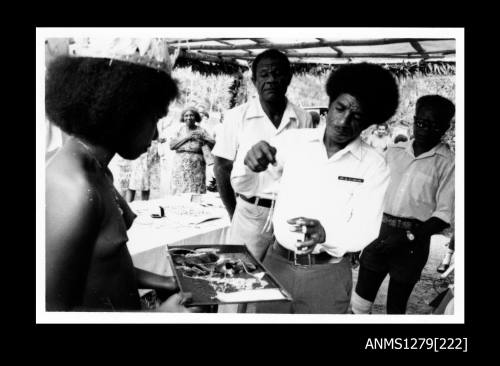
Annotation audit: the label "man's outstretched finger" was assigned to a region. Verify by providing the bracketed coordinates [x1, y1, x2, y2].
[263, 145, 277, 164]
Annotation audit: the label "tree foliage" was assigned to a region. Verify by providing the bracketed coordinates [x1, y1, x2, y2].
[170, 66, 456, 151]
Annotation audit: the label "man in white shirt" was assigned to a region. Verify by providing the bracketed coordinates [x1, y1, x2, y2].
[367, 123, 392, 155]
[233, 63, 399, 313]
[212, 49, 312, 260]
[352, 95, 455, 314]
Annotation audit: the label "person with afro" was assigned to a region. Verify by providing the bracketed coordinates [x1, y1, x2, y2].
[45, 50, 198, 312]
[232, 63, 399, 313]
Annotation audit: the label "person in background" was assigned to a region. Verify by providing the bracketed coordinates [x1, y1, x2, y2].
[367, 122, 392, 154]
[125, 138, 160, 202]
[45, 43, 197, 312]
[233, 62, 399, 313]
[438, 233, 454, 273]
[212, 48, 312, 261]
[352, 95, 455, 314]
[169, 107, 215, 195]
[309, 111, 320, 128]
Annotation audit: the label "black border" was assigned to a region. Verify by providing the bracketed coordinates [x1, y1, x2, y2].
[31, 13, 479, 355]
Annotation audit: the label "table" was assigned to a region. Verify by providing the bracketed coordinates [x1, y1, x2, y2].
[126, 193, 231, 276]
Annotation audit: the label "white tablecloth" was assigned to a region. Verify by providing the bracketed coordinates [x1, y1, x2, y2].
[126, 194, 231, 276]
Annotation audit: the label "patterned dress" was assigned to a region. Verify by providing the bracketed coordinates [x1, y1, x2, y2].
[170, 125, 215, 195]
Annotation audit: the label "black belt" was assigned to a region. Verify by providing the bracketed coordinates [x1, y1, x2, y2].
[382, 213, 422, 231]
[236, 193, 275, 208]
[272, 241, 340, 266]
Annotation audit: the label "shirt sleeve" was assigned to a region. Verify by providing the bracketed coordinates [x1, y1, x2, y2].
[324, 155, 390, 254]
[211, 109, 239, 161]
[432, 160, 455, 224]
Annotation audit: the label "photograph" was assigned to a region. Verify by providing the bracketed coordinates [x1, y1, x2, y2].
[37, 28, 463, 327]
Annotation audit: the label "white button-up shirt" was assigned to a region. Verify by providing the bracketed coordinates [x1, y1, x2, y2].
[231, 125, 390, 257]
[212, 96, 312, 200]
[384, 140, 454, 224]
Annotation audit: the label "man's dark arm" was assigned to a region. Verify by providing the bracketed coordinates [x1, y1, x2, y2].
[214, 156, 236, 220]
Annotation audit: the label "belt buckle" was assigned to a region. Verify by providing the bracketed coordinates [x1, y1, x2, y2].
[293, 251, 312, 267]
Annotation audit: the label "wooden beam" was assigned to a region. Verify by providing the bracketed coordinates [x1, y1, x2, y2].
[176, 38, 455, 51]
[168, 38, 242, 43]
[216, 40, 253, 55]
[410, 41, 430, 59]
[177, 49, 247, 67]
[317, 38, 343, 56]
[196, 49, 455, 59]
[249, 38, 270, 44]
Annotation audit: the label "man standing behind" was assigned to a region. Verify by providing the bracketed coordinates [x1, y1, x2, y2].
[367, 123, 392, 155]
[212, 49, 311, 260]
[352, 95, 455, 314]
[233, 63, 399, 313]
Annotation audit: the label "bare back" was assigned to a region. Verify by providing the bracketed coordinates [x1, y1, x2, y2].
[46, 140, 140, 311]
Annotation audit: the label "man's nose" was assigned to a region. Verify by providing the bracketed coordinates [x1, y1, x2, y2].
[153, 128, 159, 140]
[336, 112, 350, 126]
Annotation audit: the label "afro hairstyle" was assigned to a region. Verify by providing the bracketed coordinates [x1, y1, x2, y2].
[325, 63, 399, 126]
[45, 55, 179, 149]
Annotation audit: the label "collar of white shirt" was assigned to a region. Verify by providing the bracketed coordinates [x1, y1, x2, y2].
[308, 124, 365, 162]
[245, 97, 300, 134]
[403, 139, 452, 159]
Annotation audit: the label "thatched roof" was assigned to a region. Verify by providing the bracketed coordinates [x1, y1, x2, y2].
[66, 37, 456, 77]
[167, 37, 455, 77]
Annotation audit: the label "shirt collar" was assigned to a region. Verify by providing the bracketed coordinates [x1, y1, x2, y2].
[406, 139, 451, 159]
[311, 124, 364, 161]
[246, 96, 298, 132]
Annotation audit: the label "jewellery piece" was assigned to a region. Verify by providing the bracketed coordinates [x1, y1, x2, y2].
[406, 230, 415, 241]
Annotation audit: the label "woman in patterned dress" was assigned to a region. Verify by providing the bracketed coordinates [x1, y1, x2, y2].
[169, 108, 215, 195]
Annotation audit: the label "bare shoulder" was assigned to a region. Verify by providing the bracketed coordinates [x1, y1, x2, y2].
[46, 152, 102, 225]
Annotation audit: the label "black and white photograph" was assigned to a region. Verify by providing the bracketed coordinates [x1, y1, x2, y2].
[36, 28, 463, 325]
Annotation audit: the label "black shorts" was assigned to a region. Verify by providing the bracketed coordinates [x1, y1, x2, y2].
[359, 223, 430, 284]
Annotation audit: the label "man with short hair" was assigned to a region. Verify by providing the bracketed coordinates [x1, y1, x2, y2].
[212, 49, 312, 260]
[367, 123, 392, 154]
[232, 63, 399, 313]
[352, 95, 455, 314]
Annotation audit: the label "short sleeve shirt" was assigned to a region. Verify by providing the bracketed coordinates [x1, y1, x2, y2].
[212, 96, 312, 199]
[384, 140, 455, 224]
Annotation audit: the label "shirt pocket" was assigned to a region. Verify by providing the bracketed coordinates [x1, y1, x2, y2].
[411, 170, 435, 208]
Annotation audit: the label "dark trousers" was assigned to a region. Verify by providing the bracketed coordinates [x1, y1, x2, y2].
[355, 265, 417, 314]
[356, 222, 431, 314]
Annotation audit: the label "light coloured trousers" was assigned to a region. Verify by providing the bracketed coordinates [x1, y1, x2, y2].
[229, 196, 274, 260]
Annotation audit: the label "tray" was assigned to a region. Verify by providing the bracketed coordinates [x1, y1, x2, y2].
[166, 244, 292, 305]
